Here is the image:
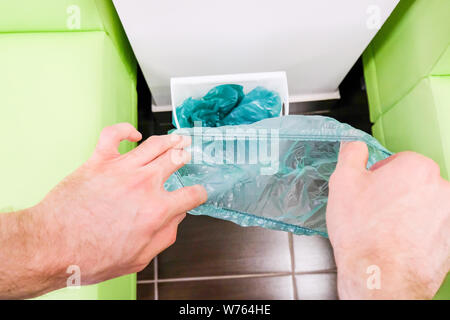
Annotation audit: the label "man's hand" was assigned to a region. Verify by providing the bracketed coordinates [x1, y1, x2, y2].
[0, 123, 207, 299]
[327, 141, 450, 299]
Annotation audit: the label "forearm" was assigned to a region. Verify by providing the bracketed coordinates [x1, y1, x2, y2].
[0, 206, 66, 299]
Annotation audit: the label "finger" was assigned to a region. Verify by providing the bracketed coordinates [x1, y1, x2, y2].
[369, 153, 399, 171]
[167, 185, 208, 215]
[172, 212, 187, 225]
[94, 123, 142, 160]
[146, 148, 192, 183]
[336, 141, 369, 172]
[126, 134, 191, 166]
[142, 213, 187, 259]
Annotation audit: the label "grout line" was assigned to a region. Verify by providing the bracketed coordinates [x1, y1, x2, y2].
[295, 268, 337, 275]
[288, 233, 298, 300]
[138, 279, 157, 284]
[140, 272, 292, 284]
[301, 109, 333, 115]
[137, 269, 337, 285]
[154, 256, 159, 300]
[156, 273, 292, 283]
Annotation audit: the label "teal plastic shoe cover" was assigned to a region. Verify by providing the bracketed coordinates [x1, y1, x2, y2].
[175, 84, 282, 128]
[165, 115, 392, 237]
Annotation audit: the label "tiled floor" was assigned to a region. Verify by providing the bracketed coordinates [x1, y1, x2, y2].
[136, 59, 369, 300]
[158, 215, 292, 278]
[137, 215, 337, 300]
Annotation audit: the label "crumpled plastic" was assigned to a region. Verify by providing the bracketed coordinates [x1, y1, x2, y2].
[174, 84, 282, 128]
[165, 115, 392, 237]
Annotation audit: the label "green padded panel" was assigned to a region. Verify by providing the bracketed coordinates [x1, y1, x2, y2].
[374, 76, 450, 180]
[371, 118, 385, 147]
[0, 0, 101, 31]
[93, 0, 136, 79]
[40, 274, 137, 300]
[372, 76, 450, 300]
[0, 32, 137, 299]
[0, 0, 136, 79]
[364, 0, 450, 122]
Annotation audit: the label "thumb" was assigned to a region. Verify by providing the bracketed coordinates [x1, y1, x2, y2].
[336, 141, 369, 172]
[93, 123, 142, 161]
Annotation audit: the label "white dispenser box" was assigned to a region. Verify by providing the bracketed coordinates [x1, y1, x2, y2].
[171, 71, 289, 129]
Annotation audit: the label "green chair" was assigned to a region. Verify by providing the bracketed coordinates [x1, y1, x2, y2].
[372, 76, 450, 180]
[364, 0, 450, 299]
[363, 0, 450, 122]
[0, 0, 137, 299]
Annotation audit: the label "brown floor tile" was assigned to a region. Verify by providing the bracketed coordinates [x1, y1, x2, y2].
[292, 235, 336, 272]
[137, 259, 155, 281]
[295, 273, 338, 300]
[158, 215, 291, 279]
[159, 275, 294, 300]
[137, 283, 156, 300]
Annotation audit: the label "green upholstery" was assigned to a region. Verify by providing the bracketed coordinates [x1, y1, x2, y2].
[363, 0, 450, 122]
[373, 76, 450, 180]
[364, 0, 450, 300]
[0, 0, 136, 79]
[372, 76, 450, 298]
[0, 1, 137, 300]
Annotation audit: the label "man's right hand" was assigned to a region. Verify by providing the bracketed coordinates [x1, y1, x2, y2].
[327, 141, 450, 299]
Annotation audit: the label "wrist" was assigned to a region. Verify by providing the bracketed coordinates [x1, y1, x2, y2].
[335, 247, 436, 300]
[27, 203, 72, 293]
[16, 205, 69, 297]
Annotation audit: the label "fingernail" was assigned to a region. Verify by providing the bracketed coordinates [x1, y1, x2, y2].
[181, 135, 192, 145]
[339, 141, 350, 152]
[182, 149, 191, 163]
[171, 134, 182, 142]
[171, 149, 191, 165]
